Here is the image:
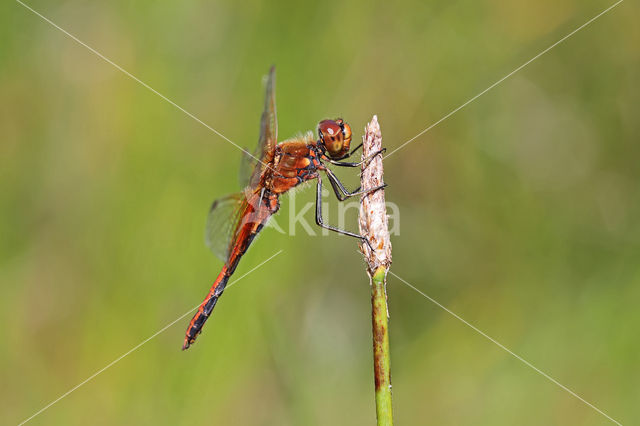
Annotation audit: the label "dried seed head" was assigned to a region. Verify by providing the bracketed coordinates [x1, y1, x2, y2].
[359, 115, 392, 275]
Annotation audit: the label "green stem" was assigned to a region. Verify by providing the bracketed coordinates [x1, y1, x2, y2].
[371, 266, 393, 425]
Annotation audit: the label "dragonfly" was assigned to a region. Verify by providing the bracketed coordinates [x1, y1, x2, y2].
[183, 67, 385, 350]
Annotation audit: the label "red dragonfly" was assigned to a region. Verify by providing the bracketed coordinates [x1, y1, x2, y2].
[183, 67, 385, 349]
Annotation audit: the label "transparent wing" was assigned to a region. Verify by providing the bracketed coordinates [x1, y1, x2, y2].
[238, 148, 255, 188]
[246, 66, 277, 189]
[259, 66, 278, 160]
[205, 193, 245, 262]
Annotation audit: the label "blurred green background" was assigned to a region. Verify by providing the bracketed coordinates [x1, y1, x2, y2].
[1, 0, 638, 424]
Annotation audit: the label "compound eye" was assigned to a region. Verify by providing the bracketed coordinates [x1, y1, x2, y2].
[318, 118, 352, 159]
[318, 120, 342, 143]
[341, 122, 352, 144]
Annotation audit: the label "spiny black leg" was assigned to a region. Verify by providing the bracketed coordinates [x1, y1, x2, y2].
[324, 168, 386, 201]
[326, 147, 386, 168]
[333, 142, 363, 161]
[347, 142, 363, 157]
[324, 159, 359, 168]
[315, 176, 374, 251]
[326, 171, 347, 201]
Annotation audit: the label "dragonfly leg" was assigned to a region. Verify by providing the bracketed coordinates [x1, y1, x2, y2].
[332, 142, 363, 161]
[324, 168, 387, 201]
[315, 176, 374, 251]
[325, 147, 386, 168]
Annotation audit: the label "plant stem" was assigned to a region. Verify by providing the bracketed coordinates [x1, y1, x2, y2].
[358, 116, 393, 425]
[371, 266, 393, 425]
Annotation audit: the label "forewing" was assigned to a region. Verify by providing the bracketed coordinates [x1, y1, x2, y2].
[205, 193, 246, 262]
[238, 148, 254, 188]
[260, 66, 278, 159]
[246, 66, 277, 188]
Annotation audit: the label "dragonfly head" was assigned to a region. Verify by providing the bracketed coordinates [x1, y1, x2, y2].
[318, 118, 352, 159]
